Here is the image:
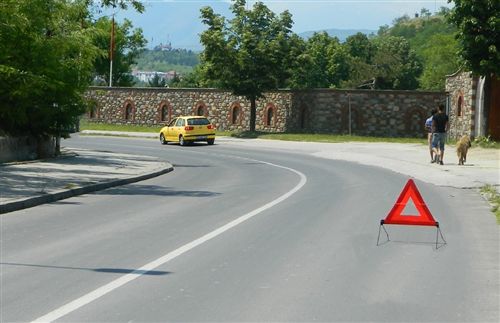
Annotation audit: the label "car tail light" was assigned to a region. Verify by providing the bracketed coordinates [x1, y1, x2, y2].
[184, 126, 194, 131]
[207, 125, 214, 129]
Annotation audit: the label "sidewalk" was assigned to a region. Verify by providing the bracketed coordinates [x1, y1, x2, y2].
[1, 131, 498, 214]
[224, 139, 500, 189]
[0, 148, 173, 214]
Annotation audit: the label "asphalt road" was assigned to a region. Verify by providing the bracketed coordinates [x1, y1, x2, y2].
[1, 136, 498, 322]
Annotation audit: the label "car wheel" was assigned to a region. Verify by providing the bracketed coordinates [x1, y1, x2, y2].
[179, 135, 186, 146]
[160, 133, 168, 145]
[207, 138, 215, 145]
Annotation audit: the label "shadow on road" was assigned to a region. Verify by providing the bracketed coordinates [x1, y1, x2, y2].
[0, 262, 171, 276]
[97, 184, 221, 198]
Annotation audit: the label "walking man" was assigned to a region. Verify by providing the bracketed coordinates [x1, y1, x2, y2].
[431, 103, 449, 165]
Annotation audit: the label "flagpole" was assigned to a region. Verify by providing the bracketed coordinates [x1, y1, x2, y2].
[109, 14, 115, 87]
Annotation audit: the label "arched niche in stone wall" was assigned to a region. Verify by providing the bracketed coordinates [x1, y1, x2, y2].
[158, 100, 172, 123]
[456, 92, 464, 117]
[264, 103, 276, 127]
[193, 101, 208, 117]
[88, 99, 99, 119]
[229, 102, 242, 126]
[123, 100, 135, 121]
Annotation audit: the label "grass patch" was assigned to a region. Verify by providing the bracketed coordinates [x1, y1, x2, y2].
[472, 136, 500, 149]
[231, 131, 427, 144]
[480, 185, 500, 224]
[80, 120, 159, 133]
[80, 120, 233, 136]
[79, 121, 499, 148]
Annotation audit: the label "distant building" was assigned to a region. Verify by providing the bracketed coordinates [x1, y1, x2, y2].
[131, 70, 177, 83]
[153, 42, 172, 51]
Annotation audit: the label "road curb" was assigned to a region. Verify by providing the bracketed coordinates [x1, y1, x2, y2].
[0, 164, 174, 215]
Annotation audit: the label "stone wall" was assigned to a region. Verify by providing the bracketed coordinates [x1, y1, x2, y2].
[445, 71, 476, 139]
[288, 89, 445, 137]
[85, 87, 291, 132]
[85, 87, 447, 138]
[0, 136, 55, 163]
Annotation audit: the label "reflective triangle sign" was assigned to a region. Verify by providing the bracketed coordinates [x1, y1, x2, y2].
[382, 179, 438, 226]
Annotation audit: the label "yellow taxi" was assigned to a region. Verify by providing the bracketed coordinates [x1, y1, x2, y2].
[159, 116, 216, 146]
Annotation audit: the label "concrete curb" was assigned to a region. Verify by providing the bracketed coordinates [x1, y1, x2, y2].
[0, 164, 174, 215]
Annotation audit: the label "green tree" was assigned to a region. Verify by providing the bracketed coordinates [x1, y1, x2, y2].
[168, 65, 211, 88]
[297, 32, 337, 88]
[345, 32, 374, 63]
[447, 0, 500, 77]
[287, 32, 352, 89]
[419, 34, 461, 90]
[0, 0, 98, 144]
[376, 11, 459, 90]
[0, 0, 145, 156]
[371, 36, 422, 89]
[148, 73, 166, 87]
[200, 0, 296, 131]
[93, 17, 146, 86]
[87, 0, 144, 13]
[448, 0, 499, 136]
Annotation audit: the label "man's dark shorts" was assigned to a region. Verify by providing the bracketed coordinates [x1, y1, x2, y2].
[432, 133, 446, 151]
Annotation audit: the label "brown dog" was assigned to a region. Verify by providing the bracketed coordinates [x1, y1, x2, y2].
[456, 135, 472, 165]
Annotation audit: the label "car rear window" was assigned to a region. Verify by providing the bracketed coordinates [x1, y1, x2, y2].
[187, 118, 210, 126]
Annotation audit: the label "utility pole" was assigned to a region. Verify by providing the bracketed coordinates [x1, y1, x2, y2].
[109, 14, 115, 87]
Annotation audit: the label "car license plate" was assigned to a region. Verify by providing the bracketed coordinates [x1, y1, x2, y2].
[197, 136, 207, 140]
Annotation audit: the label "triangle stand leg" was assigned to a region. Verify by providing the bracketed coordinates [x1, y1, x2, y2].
[377, 220, 390, 246]
[435, 222, 447, 249]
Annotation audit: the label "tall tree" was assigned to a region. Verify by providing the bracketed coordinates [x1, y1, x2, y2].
[0, 0, 98, 141]
[148, 73, 166, 87]
[88, 0, 144, 12]
[0, 0, 145, 156]
[200, 0, 295, 131]
[294, 32, 337, 88]
[371, 36, 422, 89]
[447, 0, 500, 77]
[344, 33, 374, 64]
[419, 34, 461, 90]
[93, 17, 146, 86]
[448, 0, 499, 134]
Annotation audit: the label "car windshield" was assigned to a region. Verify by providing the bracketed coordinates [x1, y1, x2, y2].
[187, 118, 210, 126]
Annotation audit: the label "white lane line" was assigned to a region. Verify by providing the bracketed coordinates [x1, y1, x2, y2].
[31, 157, 307, 323]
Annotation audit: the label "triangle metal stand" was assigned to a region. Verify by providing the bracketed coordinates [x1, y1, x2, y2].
[377, 220, 447, 249]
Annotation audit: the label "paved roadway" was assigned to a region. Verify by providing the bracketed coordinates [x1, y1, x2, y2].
[1, 136, 498, 322]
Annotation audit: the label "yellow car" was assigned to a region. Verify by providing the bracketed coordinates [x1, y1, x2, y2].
[160, 116, 216, 146]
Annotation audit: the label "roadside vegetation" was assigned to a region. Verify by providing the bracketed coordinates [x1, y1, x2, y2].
[473, 136, 500, 149]
[231, 131, 427, 144]
[80, 121, 426, 144]
[480, 185, 500, 224]
[80, 120, 159, 133]
[81, 121, 500, 148]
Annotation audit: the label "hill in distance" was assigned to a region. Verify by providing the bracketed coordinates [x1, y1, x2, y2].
[299, 28, 377, 41]
[134, 28, 376, 74]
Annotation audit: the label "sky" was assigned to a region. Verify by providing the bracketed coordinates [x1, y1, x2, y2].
[105, 0, 453, 50]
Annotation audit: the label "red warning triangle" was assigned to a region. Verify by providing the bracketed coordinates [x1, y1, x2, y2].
[382, 179, 438, 226]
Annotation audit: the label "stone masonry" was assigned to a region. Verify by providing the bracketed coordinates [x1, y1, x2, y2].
[85, 87, 446, 138]
[445, 71, 475, 139]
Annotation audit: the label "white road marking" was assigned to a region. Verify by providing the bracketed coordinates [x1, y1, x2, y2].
[31, 157, 307, 322]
